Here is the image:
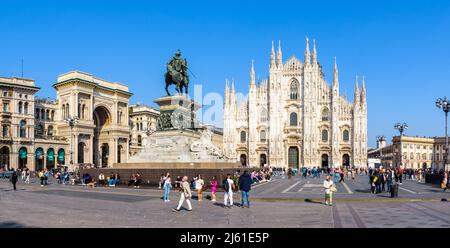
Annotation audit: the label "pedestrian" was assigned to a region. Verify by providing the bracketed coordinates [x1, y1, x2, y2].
[158, 174, 164, 189]
[386, 169, 393, 193]
[442, 172, 448, 192]
[172, 176, 192, 212]
[39, 170, 45, 187]
[210, 176, 217, 202]
[323, 175, 335, 206]
[163, 174, 172, 202]
[25, 170, 30, 184]
[239, 170, 252, 208]
[134, 172, 142, 188]
[195, 174, 204, 201]
[223, 174, 235, 208]
[339, 169, 345, 183]
[11, 169, 18, 191]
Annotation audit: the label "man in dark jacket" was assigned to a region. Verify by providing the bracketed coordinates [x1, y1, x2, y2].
[239, 170, 252, 208]
[11, 169, 18, 191]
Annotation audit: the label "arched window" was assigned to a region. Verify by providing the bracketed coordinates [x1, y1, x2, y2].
[2, 125, 9, 137]
[321, 129, 328, 142]
[240, 131, 246, 143]
[41, 109, 45, 120]
[137, 135, 142, 146]
[24, 102, 28, 114]
[19, 120, 26, 138]
[47, 125, 54, 136]
[36, 124, 44, 137]
[82, 105, 85, 119]
[36, 108, 40, 119]
[78, 103, 81, 118]
[343, 130, 349, 142]
[51, 110, 55, 121]
[322, 108, 329, 121]
[46, 109, 50, 120]
[65, 104, 69, 118]
[18, 102, 23, 114]
[290, 112, 297, 126]
[260, 130, 266, 142]
[260, 109, 268, 122]
[290, 80, 299, 100]
[62, 105, 65, 119]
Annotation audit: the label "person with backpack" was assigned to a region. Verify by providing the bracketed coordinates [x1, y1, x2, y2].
[239, 171, 252, 208]
[172, 176, 192, 212]
[223, 174, 235, 208]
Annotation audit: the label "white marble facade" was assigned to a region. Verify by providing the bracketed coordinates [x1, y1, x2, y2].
[223, 38, 367, 168]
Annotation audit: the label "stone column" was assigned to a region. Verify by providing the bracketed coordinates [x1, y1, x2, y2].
[88, 134, 93, 164]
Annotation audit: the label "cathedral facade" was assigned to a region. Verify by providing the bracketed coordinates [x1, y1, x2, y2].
[223, 39, 367, 169]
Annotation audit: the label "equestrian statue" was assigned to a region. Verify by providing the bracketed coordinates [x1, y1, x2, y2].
[165, 49, 190, 96]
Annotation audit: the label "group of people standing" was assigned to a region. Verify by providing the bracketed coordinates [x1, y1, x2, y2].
[161, 170, 254, 212]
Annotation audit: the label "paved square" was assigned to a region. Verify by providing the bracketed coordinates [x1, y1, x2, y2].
[1, 175, 450, 228]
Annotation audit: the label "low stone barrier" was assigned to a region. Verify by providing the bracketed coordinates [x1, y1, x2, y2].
[80, 167, 243, 187]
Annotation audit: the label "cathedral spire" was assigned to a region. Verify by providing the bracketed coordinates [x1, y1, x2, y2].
[354, 75, 360, 104]
[361, 75, 366, 104]
[333, 57, 338, 85]
[250, 59, 255, 86]
[270, 41, 276, 69]
[277, 40, 283, 68]
[304, 37, 311, 65]
[312, 39, 317, 65]
[225, 79, 229, 97]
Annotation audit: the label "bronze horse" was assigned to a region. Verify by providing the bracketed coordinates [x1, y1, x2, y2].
[165, 71, 189, 96]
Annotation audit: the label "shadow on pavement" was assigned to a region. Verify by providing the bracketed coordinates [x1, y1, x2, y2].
[0, 222, 28, 228]
[355, 189, 371, 193]
[304, 199, 325, 205]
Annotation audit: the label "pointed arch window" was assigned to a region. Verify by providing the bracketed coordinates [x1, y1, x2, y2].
[260, 130, 266, 142]
[322, 129, 328, 143]
[260, 108, 268, 122]
[290, 112, 298, 126]
[343, 130, 349, 142]
[290, 80, 299, 100]
[240, 131, 246, 143]
[322, 108, 329, 121]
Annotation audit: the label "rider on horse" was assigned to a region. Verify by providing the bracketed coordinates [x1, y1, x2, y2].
[165, 49, 189, 95]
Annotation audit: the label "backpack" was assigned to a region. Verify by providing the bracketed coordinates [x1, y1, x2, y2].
[222, 179, 229, 192]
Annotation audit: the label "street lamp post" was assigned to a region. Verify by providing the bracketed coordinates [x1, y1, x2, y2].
[376, 135, 386, 167]
[436, 97, 449, 171]
[65, 116, 79, 167]
[394, 123, 408, 136]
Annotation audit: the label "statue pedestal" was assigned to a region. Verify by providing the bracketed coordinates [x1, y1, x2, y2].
[154, 94, 202, 130]
[122, 94, 235, 168]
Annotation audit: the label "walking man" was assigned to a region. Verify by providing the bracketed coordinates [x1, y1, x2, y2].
[223, 174, 235, 208]
[11, 169, 18, 190]
[239, 170, 252, 208]
[173, 176, 192, 212]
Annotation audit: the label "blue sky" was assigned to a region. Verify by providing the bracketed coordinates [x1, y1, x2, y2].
[1, 0, 450, 148]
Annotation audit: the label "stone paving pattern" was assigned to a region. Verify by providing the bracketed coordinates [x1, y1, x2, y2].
[1, 175, 450, 228]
